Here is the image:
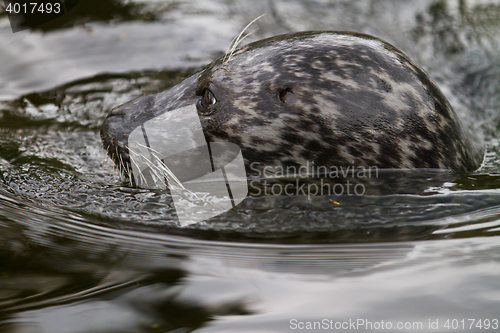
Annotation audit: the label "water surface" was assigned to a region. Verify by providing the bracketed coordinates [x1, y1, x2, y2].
[1, 0, 500, 332]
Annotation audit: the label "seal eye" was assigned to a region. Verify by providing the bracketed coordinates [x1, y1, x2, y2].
[279, 88, 295, 104]
[201, 89, 217, 107]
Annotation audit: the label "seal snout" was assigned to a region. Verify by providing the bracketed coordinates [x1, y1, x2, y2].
[101, 108, 131, 173]
[100, 75, 202, 178]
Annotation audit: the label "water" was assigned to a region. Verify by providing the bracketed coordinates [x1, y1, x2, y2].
[1, 0, 500, 332]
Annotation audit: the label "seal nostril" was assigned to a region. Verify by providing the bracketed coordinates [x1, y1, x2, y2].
[279, 88, 295, 104]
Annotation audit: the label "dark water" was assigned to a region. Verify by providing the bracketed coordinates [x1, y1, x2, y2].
[1, 0, 500, 332]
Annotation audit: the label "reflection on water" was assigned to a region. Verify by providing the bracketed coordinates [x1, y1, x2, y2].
[1, 190, 499, 332]
[1, 0, 500, 332]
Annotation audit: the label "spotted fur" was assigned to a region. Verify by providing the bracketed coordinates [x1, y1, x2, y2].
[101, 31, 484, 178]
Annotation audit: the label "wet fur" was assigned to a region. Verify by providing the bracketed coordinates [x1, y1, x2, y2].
[101, 31, 484, 179]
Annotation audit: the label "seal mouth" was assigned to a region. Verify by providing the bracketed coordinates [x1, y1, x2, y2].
[100, 110, 132, 176]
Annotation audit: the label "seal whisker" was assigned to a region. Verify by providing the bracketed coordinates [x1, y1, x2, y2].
[114, 146, 124, 180]
[134, 143, 187, 190]
[129, 145, 216, 206]
[117, 147, 134, 185]
[226, 28, 259, 61]
[128, 147, 149, 187]
[223, 14, 265, 63]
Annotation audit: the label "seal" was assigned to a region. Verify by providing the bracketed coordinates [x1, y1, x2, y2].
[100, 31, 484, 182]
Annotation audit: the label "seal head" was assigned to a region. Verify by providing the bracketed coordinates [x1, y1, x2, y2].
[101, 31, 484, 180]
